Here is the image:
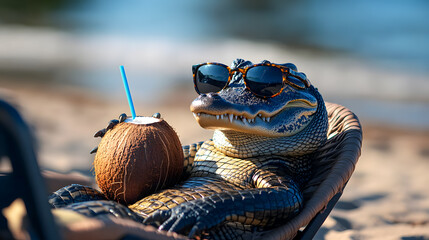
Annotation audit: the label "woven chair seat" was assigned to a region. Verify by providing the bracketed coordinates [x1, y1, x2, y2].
[261, 102, 363, 239]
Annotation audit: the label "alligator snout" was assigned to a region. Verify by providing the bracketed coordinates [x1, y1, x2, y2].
[191, 93, 232, 115]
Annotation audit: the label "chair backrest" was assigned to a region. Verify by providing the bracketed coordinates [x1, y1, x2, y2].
[261, 103, 363, 239]
[0, 99, 60, 240]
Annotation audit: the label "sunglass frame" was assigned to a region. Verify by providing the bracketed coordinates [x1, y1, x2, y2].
[192, 62, 310, 98]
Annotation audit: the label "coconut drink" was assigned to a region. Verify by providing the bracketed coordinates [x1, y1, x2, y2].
[93, 116, 184, 205]
[93, 66, 183, 205]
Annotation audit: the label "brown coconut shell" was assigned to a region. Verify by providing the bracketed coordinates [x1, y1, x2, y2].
[94, 117, 183, 205]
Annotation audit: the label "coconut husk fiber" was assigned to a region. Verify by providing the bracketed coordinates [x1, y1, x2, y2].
[94, 118, 184, 205]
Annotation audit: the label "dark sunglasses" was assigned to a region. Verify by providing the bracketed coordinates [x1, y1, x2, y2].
[192, 62, 310, 98]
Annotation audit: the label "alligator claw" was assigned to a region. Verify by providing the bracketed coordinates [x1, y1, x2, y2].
[119, 113, 127, 123]
[143, 210, 169, 225]
[188, 223, 204, 238]
[143, 199, 221, 238]
[94, 129, 107, 138]
[90, 113, 127, 154]
[90, 146, 98, 154]
[152, 113, 161, 118]
[94, 119, 119, 138]
[107, 119, 119, 130]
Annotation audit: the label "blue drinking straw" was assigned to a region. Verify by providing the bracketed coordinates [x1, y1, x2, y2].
[120, 65, 136, 119]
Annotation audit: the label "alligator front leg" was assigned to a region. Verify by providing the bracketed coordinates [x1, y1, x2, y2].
[144, 167, 302, 238]
[144, 185, 301, 238]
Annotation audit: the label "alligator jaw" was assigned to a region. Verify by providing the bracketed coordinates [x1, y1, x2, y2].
[191, 99, 317, 137]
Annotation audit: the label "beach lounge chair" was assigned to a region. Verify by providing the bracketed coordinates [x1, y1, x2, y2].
[0, 99, 60, 240]
[0, 100, 362, 240]
[262, 102, 362, 239]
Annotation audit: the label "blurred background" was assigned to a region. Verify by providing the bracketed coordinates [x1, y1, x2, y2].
[1, 0, 428, 239]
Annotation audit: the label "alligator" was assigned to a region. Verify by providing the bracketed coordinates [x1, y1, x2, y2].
[49, 59, 329, 239]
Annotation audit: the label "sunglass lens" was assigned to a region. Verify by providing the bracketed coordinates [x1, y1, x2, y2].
[245, 66, 283, 97]
[195, 65, 229, 94]
[287, 73, 307, 89]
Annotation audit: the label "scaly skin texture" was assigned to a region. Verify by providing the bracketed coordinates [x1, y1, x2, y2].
[49, 59, 328, 239]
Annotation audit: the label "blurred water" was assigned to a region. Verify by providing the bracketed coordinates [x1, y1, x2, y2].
[1, 0, 428, 127]
[52, 0, 429, 72]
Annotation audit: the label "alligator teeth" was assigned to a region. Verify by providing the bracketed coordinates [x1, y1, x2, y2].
[202, 112, 273, 124]
[257, 115, 272, 122]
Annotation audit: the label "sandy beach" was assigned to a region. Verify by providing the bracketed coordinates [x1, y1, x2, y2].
[1, 80, 429, 239]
